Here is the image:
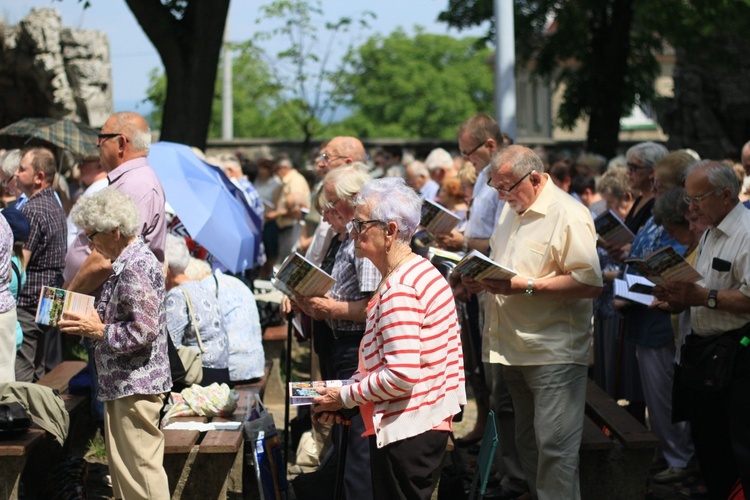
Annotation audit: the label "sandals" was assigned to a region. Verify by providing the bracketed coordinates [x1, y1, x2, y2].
[675, 475, 708, 499]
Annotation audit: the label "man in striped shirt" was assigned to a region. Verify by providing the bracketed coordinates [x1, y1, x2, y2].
[655, 161, 750, 498]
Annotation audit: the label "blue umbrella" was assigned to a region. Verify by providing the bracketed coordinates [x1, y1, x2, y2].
[148, 141, 261, 273]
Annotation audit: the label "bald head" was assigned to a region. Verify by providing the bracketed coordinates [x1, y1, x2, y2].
[316, 136, 366, 176]
[108, 112, 151, 154]
[99, 112, 151, 171]
[741, 140, 750, 176]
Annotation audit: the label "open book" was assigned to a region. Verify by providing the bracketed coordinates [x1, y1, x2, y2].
[624, 245, 701, 285]
[614, 274, 656, 306]
[453, 249, 517, 281]
[35, 286, 95, 327]
[289, 380, 354, 406]
[420, 199, 461, 235]
[272, 252, 335, 297]
[427, 247, 464, 263]
[594, 210, 635, 247]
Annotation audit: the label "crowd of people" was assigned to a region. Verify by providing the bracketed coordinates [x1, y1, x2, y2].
[0, 109, 749, 500]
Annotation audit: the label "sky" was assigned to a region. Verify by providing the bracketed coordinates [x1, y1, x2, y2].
[2, 1, 490, 113]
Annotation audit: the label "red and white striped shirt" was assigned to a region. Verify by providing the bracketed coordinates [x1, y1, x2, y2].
[340, 256, 466, 448]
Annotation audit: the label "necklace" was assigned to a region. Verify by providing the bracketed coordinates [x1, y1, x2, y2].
[377, 251, 413, 292]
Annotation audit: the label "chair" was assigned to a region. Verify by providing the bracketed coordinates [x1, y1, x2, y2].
[467, 410, 498, 499]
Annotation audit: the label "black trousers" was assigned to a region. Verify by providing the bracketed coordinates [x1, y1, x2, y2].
[685, 358, 750, 499]
[369, 430, 449, 500]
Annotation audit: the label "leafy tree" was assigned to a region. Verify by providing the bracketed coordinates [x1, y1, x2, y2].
[336, 28, 494, 139]
[438, 0, 750, 158]
[144, 47, 311, 139]
[251, 0, 375, 147]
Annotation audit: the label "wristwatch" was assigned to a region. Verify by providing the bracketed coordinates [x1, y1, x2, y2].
[525, 278, 534, 296]
[707, 289, 718, 309]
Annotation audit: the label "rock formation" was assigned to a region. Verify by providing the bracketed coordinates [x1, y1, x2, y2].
[0, 7, 113, 128]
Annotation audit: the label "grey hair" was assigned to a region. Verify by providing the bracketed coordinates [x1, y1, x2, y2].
[111, 112, 151, 153]
[323, 162, 370, 204]
[489, 145, 544, 178]
[653, 188, 689, 227]
[355, 177, 421, 242]
[686, 160, 740, 199]
[407, 161, 430, 179]
[1, 149, 21, 177]
[424, 148, 453, 171]
[626, 142, 668, 169]
[165, 233, 191, 274]
[71, 187, 140, 237]
[185, 257, 212, 280]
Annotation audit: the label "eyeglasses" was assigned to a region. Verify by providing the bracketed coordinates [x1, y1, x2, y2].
[627, 162, 650, 172]
[97, 133, 122, 145]
[85, 230, 99, 242]
[317, 153, 348, 164]
[350, 219, 383, 234]
[461, 139, 487, 158]
[322, 198, 344, 214]
[487, 171, 533, 196]
[683, 190, 718, 205]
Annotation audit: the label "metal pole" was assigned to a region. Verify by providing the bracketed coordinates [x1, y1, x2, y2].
[221, 21, 233, 140]
[494, 0, 517, 141]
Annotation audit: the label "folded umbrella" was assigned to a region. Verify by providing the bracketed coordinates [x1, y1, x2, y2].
[148, 142, 258, 273]
[0, 117, 99, 158]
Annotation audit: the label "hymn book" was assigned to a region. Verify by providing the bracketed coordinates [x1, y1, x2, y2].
[272, 252, 335, 297]
[35, 286, 95, 327]
[452, 250, 517, 281]
[624, 246, 701, 285]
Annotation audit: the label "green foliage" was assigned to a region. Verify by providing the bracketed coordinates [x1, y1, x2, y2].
[337, 28, 494, 139]
[253, 0, 375, 142]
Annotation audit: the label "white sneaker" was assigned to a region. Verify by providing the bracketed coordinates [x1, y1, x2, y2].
[651, 466, 691, 484]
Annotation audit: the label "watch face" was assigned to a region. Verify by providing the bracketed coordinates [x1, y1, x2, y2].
[708, 298, 717, 308]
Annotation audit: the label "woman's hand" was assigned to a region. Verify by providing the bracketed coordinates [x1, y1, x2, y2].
[58, 310, 105, 340]
[297, 295, 334, 320]
[312, 386, 344, 414]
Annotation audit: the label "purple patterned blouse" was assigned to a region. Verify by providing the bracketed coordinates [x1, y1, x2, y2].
[93, 237, 172, 401]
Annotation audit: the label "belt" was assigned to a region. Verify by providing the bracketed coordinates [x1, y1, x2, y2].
[332, 329, 364, 341]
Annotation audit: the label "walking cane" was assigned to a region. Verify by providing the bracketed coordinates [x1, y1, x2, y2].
[333, 417, 351, 500]
[283, 313, 294, 475]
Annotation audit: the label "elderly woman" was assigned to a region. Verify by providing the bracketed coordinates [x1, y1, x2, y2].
[164, 234, 230, 387]
[58, 188, 170, 500]
[313, 177, 466, 500]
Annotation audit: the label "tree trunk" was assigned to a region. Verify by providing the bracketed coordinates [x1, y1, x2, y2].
[125, 0, 230, 151]
[586, 0, 634, 159]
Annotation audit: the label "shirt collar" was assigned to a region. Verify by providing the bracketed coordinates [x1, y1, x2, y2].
[107, 156, 150, 185]
[712, 201, 746, 238]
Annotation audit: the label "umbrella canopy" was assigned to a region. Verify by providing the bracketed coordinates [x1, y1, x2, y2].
[148, 141, 259, 273]
[0, 117, 99, 158]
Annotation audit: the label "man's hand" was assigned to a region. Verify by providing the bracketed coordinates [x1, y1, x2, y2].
[461, 275, 485, 294]
[654, 281, 707, 311]
[480, 277, 513, 296]
[435, 229, 464, 251]
[296, 295, 334, 320]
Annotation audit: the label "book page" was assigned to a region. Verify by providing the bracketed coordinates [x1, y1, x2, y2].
[614, 279, 654, 307]
[35, 286, 95, 326]
[645, 246, 702, 283]
[594, 210, 635, 247]
[453, 250, 517, 281]
[273, 252, 335, 297]
[289, 380, 354, 406]
[420, 199, 461, 234]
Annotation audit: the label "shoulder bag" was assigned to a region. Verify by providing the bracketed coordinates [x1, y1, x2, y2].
[177, 287, 206, 386]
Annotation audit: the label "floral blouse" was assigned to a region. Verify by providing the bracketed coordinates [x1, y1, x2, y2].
[94, 237, 172, 401]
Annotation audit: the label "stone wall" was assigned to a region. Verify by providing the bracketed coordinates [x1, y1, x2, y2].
[0, 7, 113, 128]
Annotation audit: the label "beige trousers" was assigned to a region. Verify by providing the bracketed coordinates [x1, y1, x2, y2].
[104, 393, 170, 500]
[0, 308, 17, 383]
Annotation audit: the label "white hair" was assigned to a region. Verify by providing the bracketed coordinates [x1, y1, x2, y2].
[165, 233, 191, 274]
[424, 148, 453, 172]
[355, 177, 421, 242]
[1, 149, 21, 178]
[71, 188, 140, 237]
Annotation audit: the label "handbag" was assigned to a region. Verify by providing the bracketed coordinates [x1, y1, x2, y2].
[680, 323, 749, 392]
[0, 402, 32, 438]
[177, 287, 206, 386]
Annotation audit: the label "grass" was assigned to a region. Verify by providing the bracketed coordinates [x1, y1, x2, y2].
[85, 430, 107, 462]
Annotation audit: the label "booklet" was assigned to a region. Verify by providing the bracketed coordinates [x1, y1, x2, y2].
[272, 252, 335, 297]
[624, 245, 701, 286]
[289, 380, 354, 406]
[452, 249, 517, 281]
[594, 209, 635, 247]
[420, 199, 461, 235]
[626, 274, 656, 295]
[35, 286, 95, 327]
[427, 247, 464, 263]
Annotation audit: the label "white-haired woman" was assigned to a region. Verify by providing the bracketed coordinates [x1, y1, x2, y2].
[312, 177, 466, 500]
[164, 234, 230, 386]
[59, 188, 171, 500]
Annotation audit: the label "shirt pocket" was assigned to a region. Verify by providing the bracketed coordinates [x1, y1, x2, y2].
[513, 239, 548, 277]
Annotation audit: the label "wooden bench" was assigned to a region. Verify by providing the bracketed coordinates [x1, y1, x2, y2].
[163, 386, 261, 499]
[579, 379, 660, 499]
[262, 322, 288, 406]
[0, 360, 88, 498]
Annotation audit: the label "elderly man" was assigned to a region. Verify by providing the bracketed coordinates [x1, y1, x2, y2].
[268, 157, 310, 262]
[405, 161, 439, 201]
[65, 112, 167, 294]
[463, 146, 602, 500]
[14, 147, 67, 382]
[655, 161, 750, 498]
[67, 156, 108, 247]
[424, 147, 457, 186]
